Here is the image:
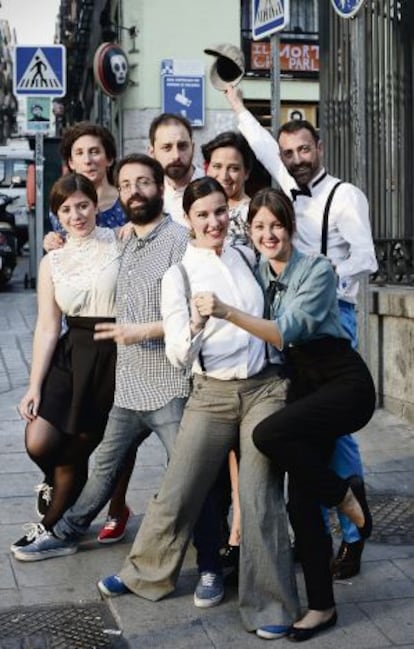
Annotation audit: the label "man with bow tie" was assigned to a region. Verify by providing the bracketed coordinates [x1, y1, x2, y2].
[224, 85, 377, 582]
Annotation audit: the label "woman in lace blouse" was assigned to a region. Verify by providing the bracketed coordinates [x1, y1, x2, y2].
[11, 173, 121, 554]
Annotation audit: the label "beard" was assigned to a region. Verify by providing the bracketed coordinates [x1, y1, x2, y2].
[164, 160, 192, 182]
[287, 160, 319, 186]
[122, 192, 164, 225]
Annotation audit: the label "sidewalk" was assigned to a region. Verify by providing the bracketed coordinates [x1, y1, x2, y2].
[1, 270, 414, 647]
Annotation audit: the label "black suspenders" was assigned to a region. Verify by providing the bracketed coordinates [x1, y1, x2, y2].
[320, 181, 343, 256]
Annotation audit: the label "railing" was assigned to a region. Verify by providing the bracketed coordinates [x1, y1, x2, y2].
[373, 238, 414, 286]
[319, 0, 414, 286]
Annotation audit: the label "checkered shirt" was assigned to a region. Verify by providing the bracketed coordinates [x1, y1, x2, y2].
[114, 215, 190, 411]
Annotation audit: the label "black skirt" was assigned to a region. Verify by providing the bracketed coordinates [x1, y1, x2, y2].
[38, 316, 116, 438]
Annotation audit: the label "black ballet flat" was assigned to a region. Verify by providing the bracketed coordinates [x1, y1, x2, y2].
[347, 475, 373, 540]
[287, 610, 337, 642]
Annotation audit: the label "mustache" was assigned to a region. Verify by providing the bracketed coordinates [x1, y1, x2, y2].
[292, 163, 312, 172]
[126, 192, 146, 206]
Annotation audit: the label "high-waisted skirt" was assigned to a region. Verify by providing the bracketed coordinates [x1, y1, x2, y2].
[38, 316, 116, 438]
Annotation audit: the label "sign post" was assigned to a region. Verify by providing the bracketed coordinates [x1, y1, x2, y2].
[13, 45, 66, 287]
[252, 1, 290, 182]
[34, 133, 44, 277]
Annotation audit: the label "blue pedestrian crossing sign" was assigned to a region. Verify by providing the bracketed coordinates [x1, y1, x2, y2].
[330, 0, 364, 18]
[13, 46, 66, 97]
[252, 0, 290, 41]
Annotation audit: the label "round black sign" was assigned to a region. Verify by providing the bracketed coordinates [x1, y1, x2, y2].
[93, 42, 129, 97]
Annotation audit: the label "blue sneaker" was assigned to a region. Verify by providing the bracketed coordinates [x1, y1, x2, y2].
[193, 571, 224, 608]
[97, 574, 131, 598]
[13, 529, 78, 562]
[256, 624, 290, 639]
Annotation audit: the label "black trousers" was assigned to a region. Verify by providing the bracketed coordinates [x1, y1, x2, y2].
[253, 337, 376, 609]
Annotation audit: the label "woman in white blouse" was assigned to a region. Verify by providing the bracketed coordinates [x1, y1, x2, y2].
[97, 177, 299, 640]
[12, 173, 121, 554]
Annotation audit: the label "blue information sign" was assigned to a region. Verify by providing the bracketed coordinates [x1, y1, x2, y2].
[330, 0, 364, 18]
[161, 60, 204, 127]
[13, 46, 66, 97]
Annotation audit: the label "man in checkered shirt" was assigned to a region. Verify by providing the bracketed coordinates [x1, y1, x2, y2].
[15, 154, 191, 552]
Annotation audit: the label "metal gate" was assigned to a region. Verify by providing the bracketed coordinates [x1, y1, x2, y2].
[319, 0, 414, 284]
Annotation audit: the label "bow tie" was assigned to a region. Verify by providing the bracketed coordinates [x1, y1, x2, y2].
[267, 280, 287, 303]
[291, 186, 312, 201]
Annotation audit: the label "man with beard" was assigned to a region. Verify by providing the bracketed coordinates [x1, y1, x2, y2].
[148, 113, 203, 226]
[224, 86, 377, 583]
[13, 154, 192, 561]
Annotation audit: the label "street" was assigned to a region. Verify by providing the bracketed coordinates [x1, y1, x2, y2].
[0, 255, 414, 647]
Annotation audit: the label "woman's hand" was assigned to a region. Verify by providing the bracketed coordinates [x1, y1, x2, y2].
[117, 221, 134, 240]
[189, 298, 209, 334]
[193, 292, 230, 319]
[19, 388, 41, 423]
[43, 232, 65, 252]
[94, 322, 149, 345]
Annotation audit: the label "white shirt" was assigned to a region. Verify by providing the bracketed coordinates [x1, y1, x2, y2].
[237, 110, 378, 303]
[48, 227, 120, 317]
[161, 243, 267, 379]
[163, 166, 204, 227]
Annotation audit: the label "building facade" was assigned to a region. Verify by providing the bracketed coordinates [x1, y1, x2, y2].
[0, 20, 18, 143]
[57, 0, 319, 163]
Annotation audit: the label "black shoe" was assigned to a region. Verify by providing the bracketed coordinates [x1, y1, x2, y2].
[347, 475, 372, 540]
[35, 481, 53, 517]
[220, 544, 239, 570]
[287, 611, 337, 642]
[332, 539, 364, 580]
[221, 545, 239, 586]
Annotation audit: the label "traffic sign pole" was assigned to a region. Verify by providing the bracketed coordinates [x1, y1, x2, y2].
[252, 1, 289, 188]
[270, 34, 281, 188]
[35, 133, 44, 284]
[12, 45, 66, 286]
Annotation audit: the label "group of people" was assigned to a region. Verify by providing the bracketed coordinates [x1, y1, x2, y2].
[11, 84, 378, 642]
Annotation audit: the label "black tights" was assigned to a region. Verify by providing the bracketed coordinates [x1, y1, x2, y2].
[25, 417, 100, 529]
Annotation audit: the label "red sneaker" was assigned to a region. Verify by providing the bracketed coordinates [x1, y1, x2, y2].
[97, 506, 131, 544]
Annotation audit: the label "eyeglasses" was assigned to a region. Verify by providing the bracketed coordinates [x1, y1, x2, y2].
[118, 179, 156, 193]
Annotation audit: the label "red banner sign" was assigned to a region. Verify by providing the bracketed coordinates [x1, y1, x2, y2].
[251, 42, 319, 73]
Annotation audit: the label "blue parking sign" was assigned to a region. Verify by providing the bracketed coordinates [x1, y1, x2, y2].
[161, 60, 204, 127]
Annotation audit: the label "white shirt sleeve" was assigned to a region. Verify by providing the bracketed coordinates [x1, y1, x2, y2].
[333, 184, 378, 278]
[237, 110, 296, 194]
[161, 264, 204, 369]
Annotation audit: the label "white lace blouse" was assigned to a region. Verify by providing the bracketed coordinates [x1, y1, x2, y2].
[48, 227, 121, 317]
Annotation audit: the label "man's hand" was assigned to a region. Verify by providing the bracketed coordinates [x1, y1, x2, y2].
[223, 84, 245, 114]
[94, 322, 150, 345]
[43, 232, 65, 252]
[193, 292, 230, 319]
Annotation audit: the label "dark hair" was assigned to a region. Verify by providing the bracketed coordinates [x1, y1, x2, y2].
[149, 112, 193, 146]
[201, 130, 253, 172]
[114, 153, 164, 188]
[60, 121, 117, 182]
[247, 188, 295, 237]
[277, 119, 320, 144]
[182, 176, 227, 216]
[49, 173, 98, 215]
